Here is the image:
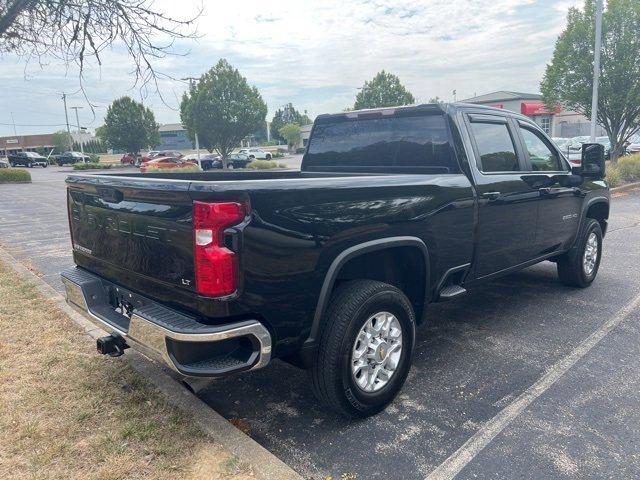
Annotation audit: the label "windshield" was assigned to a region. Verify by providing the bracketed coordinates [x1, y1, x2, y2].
[25, 152, 39, 157]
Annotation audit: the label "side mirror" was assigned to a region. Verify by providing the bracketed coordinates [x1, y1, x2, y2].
[581, 143, 605, 179]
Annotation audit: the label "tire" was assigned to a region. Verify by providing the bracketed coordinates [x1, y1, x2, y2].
[266, 154, 272, 160]
[42, 164, 47, 168]
[309, 279, 416, 418]
[228, 163, 235, 169]
[557, 218, 603, 288]
[28, 162, 33, 168]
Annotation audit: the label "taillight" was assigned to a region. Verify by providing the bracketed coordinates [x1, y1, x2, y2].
[193, 201, 246, 297]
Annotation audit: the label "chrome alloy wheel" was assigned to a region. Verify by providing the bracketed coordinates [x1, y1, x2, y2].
[583, 232, 599, 276]
[351, 311, 403, 392]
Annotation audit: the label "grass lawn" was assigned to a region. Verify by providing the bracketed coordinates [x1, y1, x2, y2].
[0, 261, 255, 480]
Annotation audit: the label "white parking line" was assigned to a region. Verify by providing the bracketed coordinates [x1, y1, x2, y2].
[425, 291, 640, 480]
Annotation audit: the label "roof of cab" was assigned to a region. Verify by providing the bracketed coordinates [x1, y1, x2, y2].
[314, 102, 532, 124]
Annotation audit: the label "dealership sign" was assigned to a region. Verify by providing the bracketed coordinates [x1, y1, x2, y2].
[520, 101, 561, 116]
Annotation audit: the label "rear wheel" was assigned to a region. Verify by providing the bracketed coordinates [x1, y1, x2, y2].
[309, 280, 415, 418]
[266, 153, 272, 160]
[557, 218, 603, 288]
[27, 162, 33, 168]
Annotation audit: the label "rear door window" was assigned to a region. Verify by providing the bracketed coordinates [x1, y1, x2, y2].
[470, 122, 520, 173]
[305, 114, 459, 173]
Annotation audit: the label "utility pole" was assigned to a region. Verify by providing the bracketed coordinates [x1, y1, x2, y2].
[61, 93, 73, 150]
[70, 106, 85, 157]
[10, 112, 17, 136]
[590, 0, 603, 142]
[181, 76, 201, 169]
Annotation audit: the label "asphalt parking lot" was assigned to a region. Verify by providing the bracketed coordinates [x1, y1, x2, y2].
[1, 166, 639, 479]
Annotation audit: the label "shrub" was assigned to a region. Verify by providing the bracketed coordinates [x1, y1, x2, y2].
[271, 151, 284, 158]
[295, 147, 305, 154]
[616, 153, 640, 182]
[605, 164, 622, 187]
[246, 160, 284, 169]
[89, 154, 101, 163]
[72, 162, 112, 170]
[143, 165, 201, 173]
[0, 168, 31, 183]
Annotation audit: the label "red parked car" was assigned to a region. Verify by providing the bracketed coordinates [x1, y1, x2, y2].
[139, 157, 200, 173]
[120, 153, 141, 165]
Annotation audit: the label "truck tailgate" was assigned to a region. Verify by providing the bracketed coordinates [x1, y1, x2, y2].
[66, 175, 196, 293]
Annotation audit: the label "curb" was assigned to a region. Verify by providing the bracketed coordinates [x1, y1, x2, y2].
[610, 181, 640, 193]
[0, 246, 302, 480]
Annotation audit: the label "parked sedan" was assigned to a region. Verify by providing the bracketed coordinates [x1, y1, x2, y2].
[8, 151, 48, 168]
[183, 153, 220, 170]
[238, 148, 272, 160]
[565, 136, 590, 166]
[57, 151, 90, 166]
[139, 157, 200, 173]
[626, 134, 640, 155]
[120, 153, 141, 166]
[210, 153, 252, 169]
[0, 157, 9, 168]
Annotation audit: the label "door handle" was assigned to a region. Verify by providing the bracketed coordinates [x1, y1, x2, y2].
[538, 187, 551, 195]
[482, 191, 501, 200]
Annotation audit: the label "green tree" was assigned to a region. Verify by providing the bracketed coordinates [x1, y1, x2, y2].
[103, 97, 159, 154]
[278, 123, 301, 151]
[354, 71, 415, 110]
[50, 130, 72, 153]
[180, 59, 267, 165]
[541, 0, 640, 161]
[270, 103, 311, 143]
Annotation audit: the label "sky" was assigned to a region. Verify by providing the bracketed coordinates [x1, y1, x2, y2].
[0, 0, 584, 137]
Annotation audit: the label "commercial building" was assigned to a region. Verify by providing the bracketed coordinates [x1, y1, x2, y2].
[158, 124, 193, 150]
[301, 124, 313, 147]
[462, 91, 605, 138]
[0, 133, 55, 156]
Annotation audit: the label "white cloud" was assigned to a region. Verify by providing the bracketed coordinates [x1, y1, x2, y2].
[0, 0, 583, 136]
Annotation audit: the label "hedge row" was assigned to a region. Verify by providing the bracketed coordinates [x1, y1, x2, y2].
[607, 153, 640, 187]
[72, 162, 112, 170]
[0, 168, 31, 183]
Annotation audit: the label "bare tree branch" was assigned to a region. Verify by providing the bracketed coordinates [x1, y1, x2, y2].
[0, 0, 201, 100]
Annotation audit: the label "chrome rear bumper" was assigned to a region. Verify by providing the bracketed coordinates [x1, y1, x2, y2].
[61, 267, 272, 378]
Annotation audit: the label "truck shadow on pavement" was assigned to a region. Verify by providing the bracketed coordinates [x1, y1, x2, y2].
[196, 261, 621, 478]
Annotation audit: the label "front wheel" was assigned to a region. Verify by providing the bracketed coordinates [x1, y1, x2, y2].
[557, 218, 603, 288]
[309, 280, 415, 418]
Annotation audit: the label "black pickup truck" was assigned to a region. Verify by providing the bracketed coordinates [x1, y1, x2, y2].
[61, 103, 609, 417]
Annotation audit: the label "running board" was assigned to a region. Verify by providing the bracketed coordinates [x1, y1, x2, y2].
[438, 285, 467, 301]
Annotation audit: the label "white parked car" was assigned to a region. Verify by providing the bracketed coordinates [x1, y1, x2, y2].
[626, 134, 640, 155]
[238, 148, 272, 160]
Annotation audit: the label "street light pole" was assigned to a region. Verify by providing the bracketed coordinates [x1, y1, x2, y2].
[181, 76, 201, 169]
[590, 0, 603, 142]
